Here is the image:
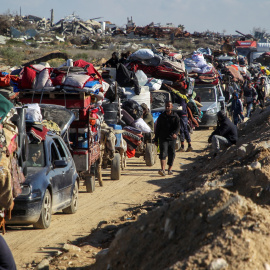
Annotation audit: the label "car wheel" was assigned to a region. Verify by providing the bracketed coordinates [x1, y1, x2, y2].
[33, 189, 52, 229]
[63, 181, 79, 214]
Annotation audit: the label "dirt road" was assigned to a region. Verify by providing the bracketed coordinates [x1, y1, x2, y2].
[3, 129, 211, 269]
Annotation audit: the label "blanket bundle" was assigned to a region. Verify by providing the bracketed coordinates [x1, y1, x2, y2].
[17, 60, 105, 94]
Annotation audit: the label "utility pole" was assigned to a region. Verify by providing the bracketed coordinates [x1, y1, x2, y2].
[50, 9, 54, 27]
[20, 6, 21, 17]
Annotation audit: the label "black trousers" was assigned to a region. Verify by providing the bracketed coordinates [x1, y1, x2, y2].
[159, 140, 176, 166]
[0, 235, 17, 270]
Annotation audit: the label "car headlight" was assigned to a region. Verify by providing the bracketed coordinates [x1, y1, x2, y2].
[20, 185, 31, 196]
[206, 108, 216, 114]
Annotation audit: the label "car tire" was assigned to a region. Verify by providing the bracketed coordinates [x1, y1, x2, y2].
[85, 174, 95, 193]
[111, 153, 121, 180]
[62, 181, 79, 214]
[33, 189, 52, 229]
[145, 143, 157, 166]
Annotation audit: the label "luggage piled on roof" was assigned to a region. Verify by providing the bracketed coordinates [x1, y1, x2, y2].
[0, 94, 26, 233]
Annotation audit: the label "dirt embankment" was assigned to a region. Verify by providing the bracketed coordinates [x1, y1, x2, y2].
[90, 106, 270, 270]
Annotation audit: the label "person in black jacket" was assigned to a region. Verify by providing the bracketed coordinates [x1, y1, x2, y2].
[103, 52, 119, 68]
[256, 77, 267, 111]
[0, 235, 17, 270]
[154, 101, 180, 176]
[208, 111, 238, 155]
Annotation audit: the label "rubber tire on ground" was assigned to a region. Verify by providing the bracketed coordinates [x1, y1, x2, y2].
[62, 181, 79, 214]
[85, 175, 95, 193]
[175, 135, 181, 151]
[145, 143, 157, 166]
[111, 153, 121, 180]
[33, 189, 52, 229]
[121, 154, 126, 170]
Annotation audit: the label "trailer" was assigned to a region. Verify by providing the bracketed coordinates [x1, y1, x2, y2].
[19, 90, 101, 193]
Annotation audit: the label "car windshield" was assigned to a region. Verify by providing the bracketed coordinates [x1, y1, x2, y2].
[26, 142, 45, 167]
[195, 87, 216, 102]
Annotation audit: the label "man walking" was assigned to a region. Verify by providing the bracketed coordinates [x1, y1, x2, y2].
[208, 111, 238, 155]
[256, 77, 267, 111]
[169, 86, 193, 152]
[155, 101, 180, 176]
[243, 81, 257, 118]
[231, 93, 244, 126]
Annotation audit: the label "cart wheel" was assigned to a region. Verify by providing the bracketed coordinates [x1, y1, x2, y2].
[175, 135, 181, 151]
[85, 174, 95, 193]
[145, 143, 157, 166]
[111, 153, 121, 180]
[121, 154, 127, 170]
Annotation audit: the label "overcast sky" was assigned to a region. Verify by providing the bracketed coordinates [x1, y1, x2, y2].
[1, 0, 269, 35]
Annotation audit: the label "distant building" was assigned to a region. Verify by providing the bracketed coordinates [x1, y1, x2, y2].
[127, 17, 135, 28]
[105, 21, 117, 31]
[23, 15, 43, 23]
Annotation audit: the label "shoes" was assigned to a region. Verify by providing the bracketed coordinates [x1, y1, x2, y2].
[158, 170, 166, 176]
[178, 147, 185, 152]
[168, 170, 173, 175]
[186, 146, 193, 152]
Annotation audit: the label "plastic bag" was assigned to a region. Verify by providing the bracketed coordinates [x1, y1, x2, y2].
[122, 99, 143, 120]
[131, 49, 154, 60]
[135, 70, 148, 86]
[25, 103, 42, 122]
[132, 118, 152, 133]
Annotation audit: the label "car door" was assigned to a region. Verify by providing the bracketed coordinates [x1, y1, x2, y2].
[48, 141, 67, 211]
[216, 84, 225, 111]
[53, 137, 74, 203]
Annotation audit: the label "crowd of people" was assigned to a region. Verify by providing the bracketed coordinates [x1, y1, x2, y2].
[154, 57, 269, 176]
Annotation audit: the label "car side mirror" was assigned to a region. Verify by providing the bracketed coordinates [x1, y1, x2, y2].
[53, 160, 67, 168]
[218, 96, 225, 102]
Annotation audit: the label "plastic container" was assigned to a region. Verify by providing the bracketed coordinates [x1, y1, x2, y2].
[102, 101, 119, 125]
[67, 59, 73, 67]
[108, 124, 122, 147]
[77, 136, 88, 148]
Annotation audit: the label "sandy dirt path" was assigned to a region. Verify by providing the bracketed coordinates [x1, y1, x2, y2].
[3, 129, 211, 269]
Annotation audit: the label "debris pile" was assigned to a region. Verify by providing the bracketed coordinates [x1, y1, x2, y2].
[89, 106, 270, 270]
[92, 187, 270, 270]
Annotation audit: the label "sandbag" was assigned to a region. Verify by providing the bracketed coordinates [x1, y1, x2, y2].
[122, 99, 143, 120]
[131, 49, 154, 60]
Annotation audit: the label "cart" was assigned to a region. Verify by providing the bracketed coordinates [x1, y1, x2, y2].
[107, 124, 127, 180]
[135, 132, 157, 166]
[19, 90, 101, 193]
